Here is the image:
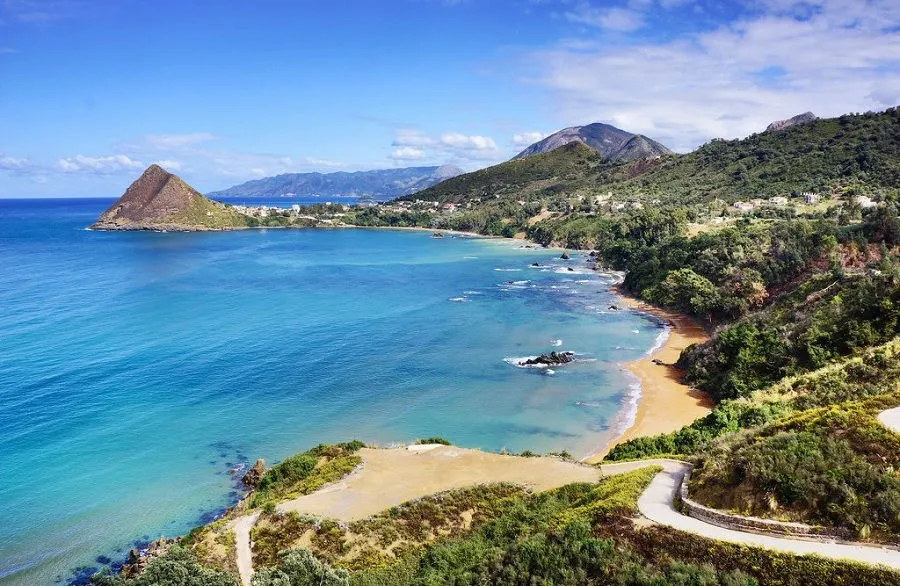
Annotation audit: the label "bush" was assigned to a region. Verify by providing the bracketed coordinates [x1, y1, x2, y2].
[252, 548, 348, 586]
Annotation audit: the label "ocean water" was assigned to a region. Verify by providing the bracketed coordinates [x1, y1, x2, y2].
[0, 198, 666, 585]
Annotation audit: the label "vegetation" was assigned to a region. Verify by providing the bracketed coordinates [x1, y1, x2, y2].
[92, 546, 239, 586]
[690, 391, 900, 538]
[252, 548, 348, 586]
[408, 108, 900, 206]
[250, 441, 364, 508]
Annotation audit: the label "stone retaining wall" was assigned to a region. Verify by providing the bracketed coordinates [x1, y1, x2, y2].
[678, 468, 848, 540]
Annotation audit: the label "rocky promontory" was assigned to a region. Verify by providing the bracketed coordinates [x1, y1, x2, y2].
[91, 164, 250, 231]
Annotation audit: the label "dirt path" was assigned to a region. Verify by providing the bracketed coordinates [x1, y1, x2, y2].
[230, 512, 260, 586]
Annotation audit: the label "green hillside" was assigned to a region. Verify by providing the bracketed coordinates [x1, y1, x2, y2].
[399, 141, 607, 204]
[408, 108, 900, 206]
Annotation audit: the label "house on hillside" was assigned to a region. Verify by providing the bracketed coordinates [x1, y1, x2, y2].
[442, 202, 457, 212]
[733, 201, 754, 213]
[856, 196, 877, 209]
[769, 196, 788, 205]
[802, 192, 820, 204]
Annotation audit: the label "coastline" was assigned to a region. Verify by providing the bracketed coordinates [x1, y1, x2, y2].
[585, 287, 713, 463]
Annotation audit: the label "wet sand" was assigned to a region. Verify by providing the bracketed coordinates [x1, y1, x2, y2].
[586, 290, 713, 463]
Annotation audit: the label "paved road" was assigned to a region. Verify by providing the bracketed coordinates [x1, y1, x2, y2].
[601, 460, 900, 570]
[878, 406, 900, 434]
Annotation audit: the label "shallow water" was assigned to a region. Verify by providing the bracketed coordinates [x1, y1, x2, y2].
[0, 198, 664, 585]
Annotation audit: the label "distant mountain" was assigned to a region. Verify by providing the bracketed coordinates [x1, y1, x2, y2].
[92, 165, 248, 231]
[766, 111, 817, 132]
[208, 165, 464, 199]
[513, 123, 672, 162]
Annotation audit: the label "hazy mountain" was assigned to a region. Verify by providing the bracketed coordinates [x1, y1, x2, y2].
[208, 165, 464, 199]
[513, 123, 672, 161]
[765, 111, 817, 132]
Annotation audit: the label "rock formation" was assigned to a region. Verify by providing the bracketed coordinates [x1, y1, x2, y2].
[519, 351, 576, 367]
[242, 459, 266, 487]
[766, 112, 817, 132]
[91, 164, 248, 231]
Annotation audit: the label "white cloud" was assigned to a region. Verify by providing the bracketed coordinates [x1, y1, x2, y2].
[512, 132, 547, 147]
[533, 0, 900, 151]
[152, 159, 183, 171]
[439, 133, 498, 151]
[302, 157, 345, 168]
[566, 4, 646, 32]
[392, 129, 437, 147]
[56, 154, 144, 174]
[390, 147, 428, 161]
[0, 155, 28, 170]
[388, 130, 502, 162]
[0, 47, 17, 54]
[144, 133, 218, 150]
[250, 168, 267, 177]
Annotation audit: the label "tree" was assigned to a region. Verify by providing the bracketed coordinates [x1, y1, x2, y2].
[252, 549, 348, 586]
[644, 268, 722, 320]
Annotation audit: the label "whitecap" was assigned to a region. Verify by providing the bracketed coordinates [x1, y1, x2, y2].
[551, 339, 563, 347]
[504, 356, 549, 369]
[463, 290, 481, 295]
[494, 268, 522, 272]
[544, 369, 555, 375]
[632, 329, 640, 334]
[449, 297, 468, 302]
[644, 327, 671, 357]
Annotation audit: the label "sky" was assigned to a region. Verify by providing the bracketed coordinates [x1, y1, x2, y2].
[0, 0, 898, 197]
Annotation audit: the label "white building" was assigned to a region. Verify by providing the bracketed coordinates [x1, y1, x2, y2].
[769, 196, 788, 205]
[857, 196, 877, 209]
[733, 201, 754, 213]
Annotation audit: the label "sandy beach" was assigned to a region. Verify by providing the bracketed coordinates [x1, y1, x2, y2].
[586, 289, 713, 463]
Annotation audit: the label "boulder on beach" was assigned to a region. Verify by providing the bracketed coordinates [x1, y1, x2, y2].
[519, 351, 575, 367]
[242, 458, 266, 487]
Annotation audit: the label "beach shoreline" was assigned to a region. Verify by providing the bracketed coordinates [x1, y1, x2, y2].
[585, 286, 713, 463]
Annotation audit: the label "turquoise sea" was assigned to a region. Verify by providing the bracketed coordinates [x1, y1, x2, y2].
[0, 198, 667, 585]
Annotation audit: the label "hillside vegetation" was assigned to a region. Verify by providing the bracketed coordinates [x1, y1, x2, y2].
[96, 465, 900, 586]
[407, 108, 900, 206]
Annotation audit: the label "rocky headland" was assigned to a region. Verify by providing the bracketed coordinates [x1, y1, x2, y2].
[90, 164, 250, 231]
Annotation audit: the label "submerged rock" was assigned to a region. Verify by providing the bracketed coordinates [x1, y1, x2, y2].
[560, 252, 571, 260]
[519, 351, 575, 367]
[242, 458, 266, 487]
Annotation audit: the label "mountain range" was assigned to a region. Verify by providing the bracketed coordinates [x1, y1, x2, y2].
[513, 122, 672, 162]
[207, 165, 464, 199]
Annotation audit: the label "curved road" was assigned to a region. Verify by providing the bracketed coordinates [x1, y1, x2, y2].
[233, 411, 900, 585]
[600, 459, 900, 570]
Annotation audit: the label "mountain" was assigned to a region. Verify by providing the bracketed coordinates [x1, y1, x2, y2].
[207, 165, 464, 199]
[513, 123, 672, 161]
[765, 111, 817, 132]
[398, 141, 605, 204]
[91, 164, 248, 230]
[409, 108, 899, 206]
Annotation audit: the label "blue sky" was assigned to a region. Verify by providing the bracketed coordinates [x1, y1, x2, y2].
[1, 0, 898, 197]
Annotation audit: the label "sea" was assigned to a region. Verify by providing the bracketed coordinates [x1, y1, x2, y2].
[0, 197, 668, 585]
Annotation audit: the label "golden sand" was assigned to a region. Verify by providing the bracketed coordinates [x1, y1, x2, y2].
[586, 291, 713, 463]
